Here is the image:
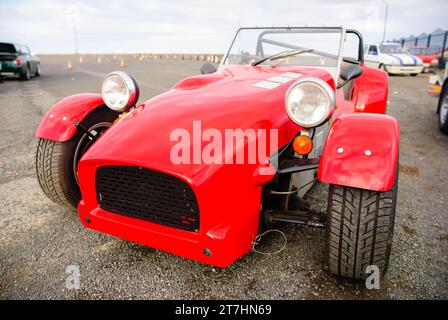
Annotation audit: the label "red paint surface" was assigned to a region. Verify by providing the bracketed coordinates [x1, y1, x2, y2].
[319, 113, 399, 191]
[35, 94, 105, 141]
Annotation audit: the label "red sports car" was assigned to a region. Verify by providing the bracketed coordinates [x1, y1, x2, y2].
[35, 27, 399, 280]
[408, 46, 439, 72]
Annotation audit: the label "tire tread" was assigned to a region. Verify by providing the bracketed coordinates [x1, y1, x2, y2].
[325, 176, 398, 279]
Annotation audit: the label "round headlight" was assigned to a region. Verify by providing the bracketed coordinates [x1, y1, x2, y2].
[101, 71, 139, 112]
[285, 77, 335, 128]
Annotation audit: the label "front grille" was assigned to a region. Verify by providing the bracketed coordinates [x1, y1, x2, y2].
[96, 166, 199, 232]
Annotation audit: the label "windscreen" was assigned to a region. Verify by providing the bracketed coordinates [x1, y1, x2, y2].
[0, 43, 17, 53]
[222, 28, 344, 81]
[380, 44, 407, 54]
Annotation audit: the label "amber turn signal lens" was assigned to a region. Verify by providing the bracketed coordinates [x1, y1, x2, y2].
[293, 135, 313, 155]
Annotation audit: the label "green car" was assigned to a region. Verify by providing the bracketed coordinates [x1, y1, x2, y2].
[0, 42, 41, 80]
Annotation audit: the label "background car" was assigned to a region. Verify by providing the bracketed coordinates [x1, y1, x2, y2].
[0, 42, 41, 80]
[437, 64, 448, 133]
[408, 46, 440, 72]
[364, 42, 424, 76]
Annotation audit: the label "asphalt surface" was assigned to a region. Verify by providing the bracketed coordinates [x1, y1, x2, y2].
[0, 55, 447, 299]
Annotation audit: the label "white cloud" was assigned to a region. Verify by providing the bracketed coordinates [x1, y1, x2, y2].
[0, 0, 446, 53]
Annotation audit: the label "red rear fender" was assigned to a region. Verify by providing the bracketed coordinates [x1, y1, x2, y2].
[356, 66, 389, 114]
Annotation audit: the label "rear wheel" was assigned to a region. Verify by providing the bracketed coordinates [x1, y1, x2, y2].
[325, 170, 398, 280]
[438, 84, 448, 134]
[410, 73, 418, 77]
[35, 63, 41, 77]
[21, 65, 31, 80]
[35, 107, 117, 208]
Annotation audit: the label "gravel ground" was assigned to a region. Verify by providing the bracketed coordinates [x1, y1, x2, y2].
[0, 55, 447, 299]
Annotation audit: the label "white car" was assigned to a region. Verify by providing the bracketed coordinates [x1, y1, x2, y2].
[364, 42, 424, 76]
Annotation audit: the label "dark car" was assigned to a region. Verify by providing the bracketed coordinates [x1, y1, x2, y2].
[0, 42, 40, 80]
[437, 64, 448, 134]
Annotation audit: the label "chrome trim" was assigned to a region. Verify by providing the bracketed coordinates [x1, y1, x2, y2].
[285, 77, 335, 128]
[101, 71, 139, 112]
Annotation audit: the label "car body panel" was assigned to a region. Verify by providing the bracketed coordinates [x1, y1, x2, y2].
[355, 65, 389, 114]
[319, 113, 399, 191]
[35, 93, 106, 141]
[78, 158, 271, 267]
[334, 64, 389, 116]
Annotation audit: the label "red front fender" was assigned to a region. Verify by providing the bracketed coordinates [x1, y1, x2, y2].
[35, 93, 105, 142]
[318, 113, 399, 192]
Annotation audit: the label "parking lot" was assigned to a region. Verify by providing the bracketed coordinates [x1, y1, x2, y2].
[0, 55, 447, 299]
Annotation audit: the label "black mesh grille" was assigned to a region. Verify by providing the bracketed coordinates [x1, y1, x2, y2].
[96, 166, 199, 232]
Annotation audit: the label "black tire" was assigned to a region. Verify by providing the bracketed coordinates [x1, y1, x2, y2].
[35, 63, 41, 77]
[437, 84, 448, 135]
[410, 73, 418, 77]
[21, 65, 31, 80]
[325, 170, 398, 280]
[35, 107, 118, 208]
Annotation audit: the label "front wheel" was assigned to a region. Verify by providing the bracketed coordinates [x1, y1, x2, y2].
[35, 107, 118, 208]
[410, 73, 418, 77]
[438, 84, 448, 135]
[325, 172, 398, 280]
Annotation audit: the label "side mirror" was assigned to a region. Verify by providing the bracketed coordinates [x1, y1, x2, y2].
[201, 63, 217, 75]
[338, 65, 363, 89]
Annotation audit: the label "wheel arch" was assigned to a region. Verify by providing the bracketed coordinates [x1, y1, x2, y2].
[35, 93, 116, 142]
[318, 113, 399, 192]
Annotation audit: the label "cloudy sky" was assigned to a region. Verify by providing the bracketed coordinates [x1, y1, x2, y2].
[0, 0, 446, 54]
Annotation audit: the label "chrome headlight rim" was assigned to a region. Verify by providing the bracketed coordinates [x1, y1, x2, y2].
[101, 71, 140, 112]
[285, 77, 335, 128]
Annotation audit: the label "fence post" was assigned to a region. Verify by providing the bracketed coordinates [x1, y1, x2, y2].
[415, 38, 418, 46]
[401, 39, 405, 48]
[427, 34, 432, 47]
